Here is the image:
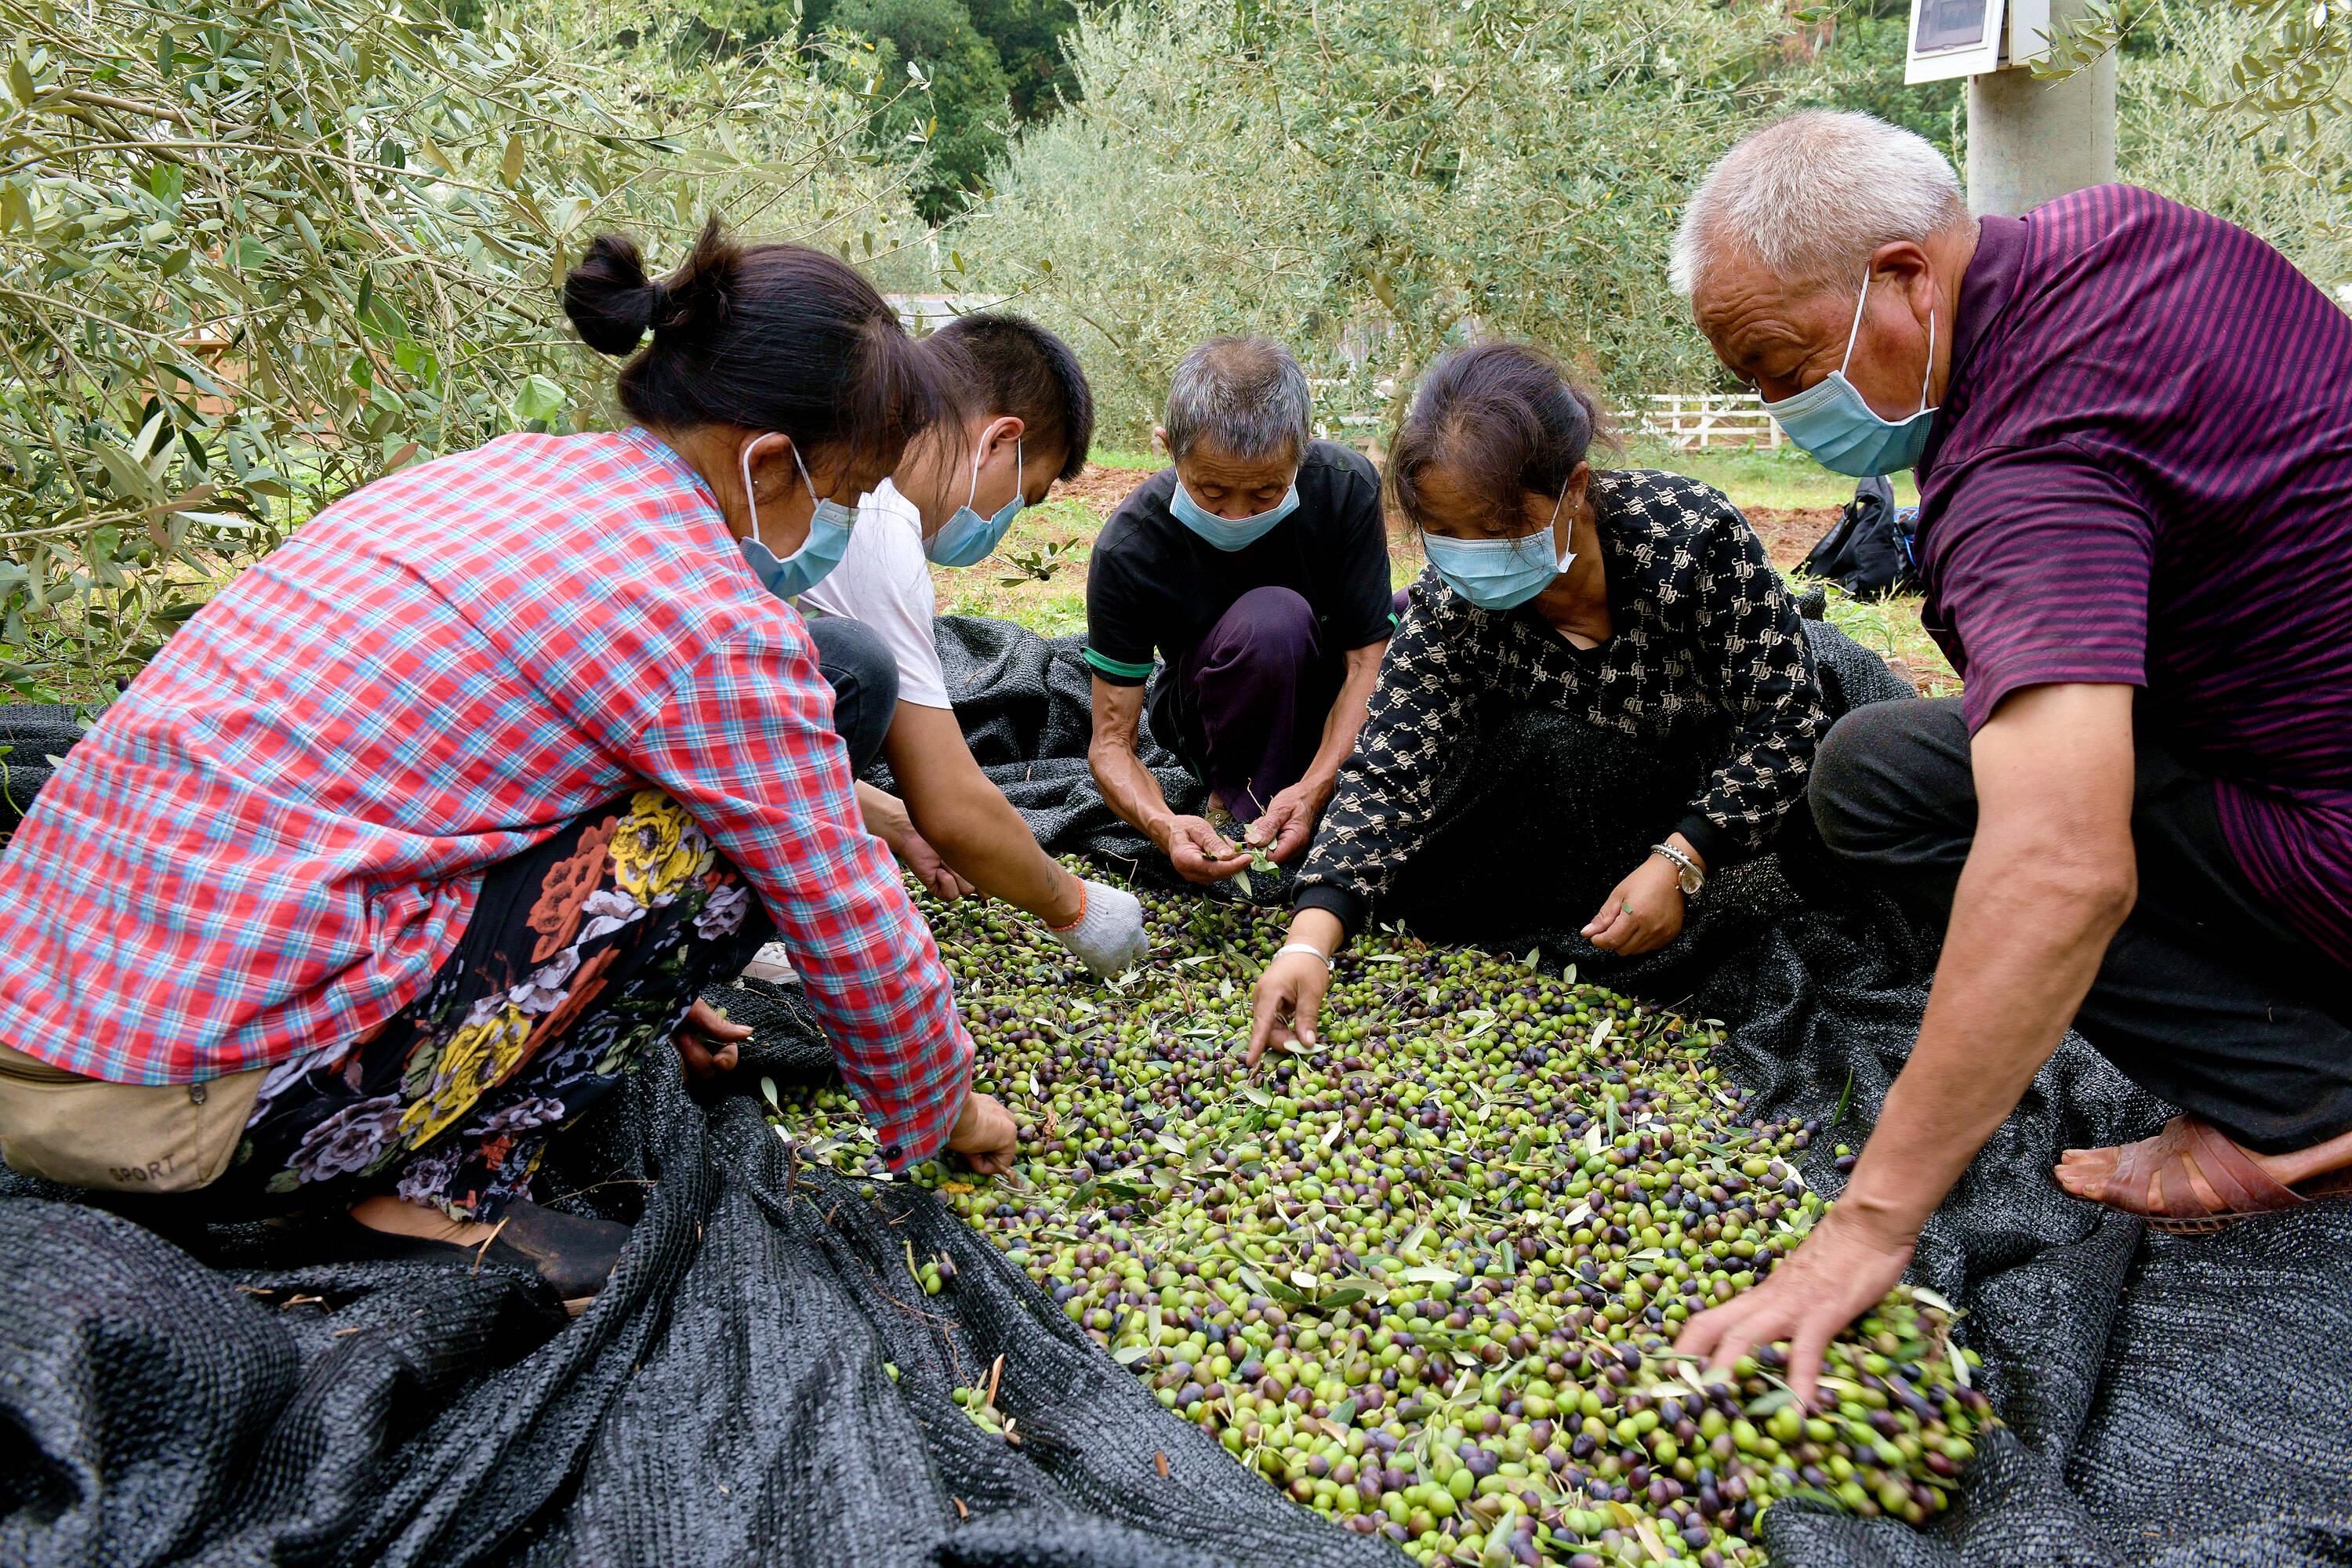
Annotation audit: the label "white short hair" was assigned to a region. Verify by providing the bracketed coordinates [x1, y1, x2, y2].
[1670, 111, 1969, 299]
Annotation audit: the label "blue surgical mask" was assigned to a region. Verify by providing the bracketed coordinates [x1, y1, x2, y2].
[1170, 472, 1300, 551]
[1422, 479, 1575, 612]
[926, 426, 1025, 568]
[738, 439, 855, 600]
[1764, 268, 1939, 477]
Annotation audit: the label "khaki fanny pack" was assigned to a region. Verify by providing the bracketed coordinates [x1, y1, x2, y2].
[0, 1041, 264, 1192]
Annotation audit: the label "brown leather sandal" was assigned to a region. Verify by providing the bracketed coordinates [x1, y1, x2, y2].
[2087, 1116, 2352, 1235]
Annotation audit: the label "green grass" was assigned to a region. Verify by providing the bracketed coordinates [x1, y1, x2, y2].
[933, 496, 1102, 633]
[1817, 588, 1955, 695]
[1618, 437, 1920, 511]
[1088, 445, 1162, 471]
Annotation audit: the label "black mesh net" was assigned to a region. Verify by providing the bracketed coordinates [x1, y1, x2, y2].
[0, 1034, 1406, 1568]
[0, 704, 82, 831]
[5, 615, 2350, 1566]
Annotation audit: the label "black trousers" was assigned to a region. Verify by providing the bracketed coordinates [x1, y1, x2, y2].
[1811, 698, 2352, 1153]
[805, 615, 898, 775]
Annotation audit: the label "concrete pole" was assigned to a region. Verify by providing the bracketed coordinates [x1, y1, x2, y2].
[1964, 0, 2117, 217]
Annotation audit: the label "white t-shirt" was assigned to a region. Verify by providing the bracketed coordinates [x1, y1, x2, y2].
[797, 479, 953, 710]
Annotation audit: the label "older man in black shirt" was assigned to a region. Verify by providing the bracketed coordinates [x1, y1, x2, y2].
[1084, 337, 1395, 884]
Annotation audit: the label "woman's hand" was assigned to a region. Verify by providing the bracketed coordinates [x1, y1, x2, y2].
[1248, 946, 1338, 1066]
[1583, 853, 1686, 956]
[675, 997, 753, 1079]
[947, 1088, 1020, 1174]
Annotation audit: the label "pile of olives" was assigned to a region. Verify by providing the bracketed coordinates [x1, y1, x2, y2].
[764, 876, 1987, 1566]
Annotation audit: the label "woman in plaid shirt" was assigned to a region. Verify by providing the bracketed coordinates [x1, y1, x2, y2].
[0, 221, 1018, 1308]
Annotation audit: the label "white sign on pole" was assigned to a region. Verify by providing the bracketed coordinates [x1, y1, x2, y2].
[1906, 0, 2051, 82]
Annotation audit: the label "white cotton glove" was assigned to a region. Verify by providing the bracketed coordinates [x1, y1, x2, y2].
[1046, 880, 1150, 979]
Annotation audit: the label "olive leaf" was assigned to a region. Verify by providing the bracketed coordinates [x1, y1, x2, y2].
[1910, 1285, 1959, 1316]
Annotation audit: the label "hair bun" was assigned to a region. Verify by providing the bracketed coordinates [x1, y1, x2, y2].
[563, 233, 661, 357]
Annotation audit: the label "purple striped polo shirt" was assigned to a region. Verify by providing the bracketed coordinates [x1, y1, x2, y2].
[1916, 183, 2352, 969]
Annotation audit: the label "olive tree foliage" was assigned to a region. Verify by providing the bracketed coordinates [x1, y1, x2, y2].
[0, 0, 918, 696]
[2042, 0, 2352, 124]
[2036, 0, 2352, 298]
[953, 0, 1818, 442]
[2111, 1, 2352, 291]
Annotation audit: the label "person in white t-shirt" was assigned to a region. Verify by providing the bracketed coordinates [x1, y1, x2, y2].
[788, 313, 1149, 979]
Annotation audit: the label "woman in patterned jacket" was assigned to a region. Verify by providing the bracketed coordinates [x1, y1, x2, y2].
[1248, 340, 1834, 1058]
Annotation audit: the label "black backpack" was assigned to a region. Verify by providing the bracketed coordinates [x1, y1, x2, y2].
[1798, 476, 1919, 601]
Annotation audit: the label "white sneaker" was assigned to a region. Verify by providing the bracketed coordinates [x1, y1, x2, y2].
[741, 942, 800, 987]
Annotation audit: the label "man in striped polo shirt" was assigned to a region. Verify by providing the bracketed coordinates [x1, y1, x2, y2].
[1664, 111, 2352, 1399]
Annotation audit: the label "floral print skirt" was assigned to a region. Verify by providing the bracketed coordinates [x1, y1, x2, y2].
[232, 789, 773, 1221]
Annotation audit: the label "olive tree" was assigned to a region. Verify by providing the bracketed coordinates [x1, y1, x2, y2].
[954, 0, 1818, 442]
[0, 0, 919, 696]
[2046, 0, 2352, 299]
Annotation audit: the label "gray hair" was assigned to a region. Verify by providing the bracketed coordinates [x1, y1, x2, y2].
[1669, 110, 1969, 299]
[1163, 336, 1312, 463]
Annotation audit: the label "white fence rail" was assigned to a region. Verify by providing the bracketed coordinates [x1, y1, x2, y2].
[1617, 393, 1784, 450]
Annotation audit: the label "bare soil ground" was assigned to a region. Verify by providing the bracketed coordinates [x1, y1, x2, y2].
[1050, 463, 1155, 516]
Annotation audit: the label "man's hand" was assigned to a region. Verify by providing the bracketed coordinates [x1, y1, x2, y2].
[858, 780, 975, 900]
[674, 997, 754, 1080]
[1674, 1207, 1916, 1406]
[1247, 778, 1330, 865]
[947, 1088, 1019, 1174]
[900, 827, 977, 902]
[1582, 853, 1686, 955]
[1160, 815, 1251, 884]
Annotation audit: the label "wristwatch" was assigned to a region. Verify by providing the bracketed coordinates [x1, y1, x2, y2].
[1650, 841, 1705, 895]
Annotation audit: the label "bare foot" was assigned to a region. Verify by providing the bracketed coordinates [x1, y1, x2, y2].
[2054, 1131, 2224, 1211]
[348, 1193, 500, 1247]
[2054, 1117, 2352, 1218]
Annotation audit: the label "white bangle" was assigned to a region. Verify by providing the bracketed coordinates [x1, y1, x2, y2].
[1276, 942, 1333, 971]
[1650, 841, 1704, 895]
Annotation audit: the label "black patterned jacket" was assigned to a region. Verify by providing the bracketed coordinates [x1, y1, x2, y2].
[1294, 468, 1829, 936]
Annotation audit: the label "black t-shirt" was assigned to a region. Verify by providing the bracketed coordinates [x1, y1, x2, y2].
[1083, 440, 1394, 688]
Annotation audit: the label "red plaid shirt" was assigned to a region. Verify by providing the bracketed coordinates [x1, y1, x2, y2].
[0, 429, 972, 1164]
